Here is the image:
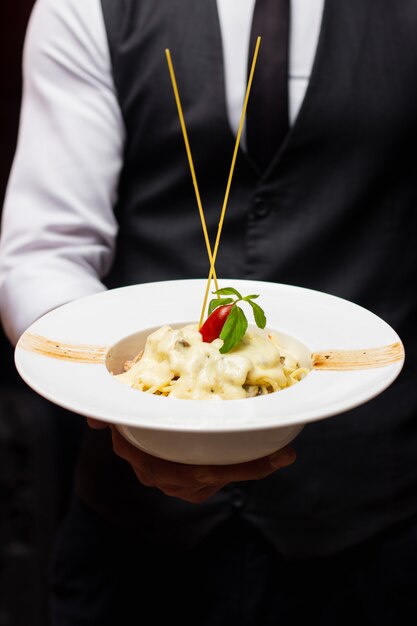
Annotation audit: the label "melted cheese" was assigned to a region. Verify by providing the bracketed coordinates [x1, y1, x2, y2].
[114, 324, 308, 400]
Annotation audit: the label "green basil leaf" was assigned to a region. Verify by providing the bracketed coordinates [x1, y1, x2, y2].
[212, 287, 242, 299]
[242, 294, 259, 301]
[207, 297, 234, 316]
[247, 299, 267, 329]
[219, 305, 248, 353]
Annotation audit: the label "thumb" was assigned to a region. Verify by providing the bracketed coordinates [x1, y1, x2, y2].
[87, 417, 109, 430]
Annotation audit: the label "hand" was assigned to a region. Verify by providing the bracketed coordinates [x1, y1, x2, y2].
[87, 418, 296, 503]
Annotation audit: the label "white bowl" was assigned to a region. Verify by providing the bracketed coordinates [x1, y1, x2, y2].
[14, 279, 405, 464]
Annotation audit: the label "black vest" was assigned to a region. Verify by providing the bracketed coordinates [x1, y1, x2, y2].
[76, 0, 417, 558]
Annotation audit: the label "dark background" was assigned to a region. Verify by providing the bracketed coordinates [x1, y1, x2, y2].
[0, 3, 83, 624]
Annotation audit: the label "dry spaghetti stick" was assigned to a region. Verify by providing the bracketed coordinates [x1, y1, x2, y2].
[199, 36, 261, 328]
[165, 49, 218, 291]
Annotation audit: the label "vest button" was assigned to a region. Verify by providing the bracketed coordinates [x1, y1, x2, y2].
[230, 487, 246, 509]
[253, 198, 270, 218]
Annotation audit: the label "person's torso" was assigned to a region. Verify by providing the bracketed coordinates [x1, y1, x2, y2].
[76, 0, 417, 558]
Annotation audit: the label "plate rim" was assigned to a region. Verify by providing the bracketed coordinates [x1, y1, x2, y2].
[14, 278, 405, 433]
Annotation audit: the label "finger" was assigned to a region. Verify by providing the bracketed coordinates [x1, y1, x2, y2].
[87, 417, 109, 430]
[110, 427, 212, 489]
[157, 484, 226, 504]
[110, 426, 185, 486]
[154, 447, 296, 489]
[192, 446, 297, 485]
[110, 427, 228, 492]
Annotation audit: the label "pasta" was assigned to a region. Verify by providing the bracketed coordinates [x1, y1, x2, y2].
[113, 324, 309, 400]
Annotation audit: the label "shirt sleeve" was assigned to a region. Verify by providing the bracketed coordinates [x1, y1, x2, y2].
[0, 0, 124, 345]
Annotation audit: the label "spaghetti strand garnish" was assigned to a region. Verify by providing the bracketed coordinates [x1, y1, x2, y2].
[165, 48, 219, 292]
[199, 36, 261, 328]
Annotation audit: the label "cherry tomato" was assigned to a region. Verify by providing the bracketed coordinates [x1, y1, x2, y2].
[199, 304, 233, 343]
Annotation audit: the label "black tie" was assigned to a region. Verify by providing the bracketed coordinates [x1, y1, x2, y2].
[246, 0, 290, 171]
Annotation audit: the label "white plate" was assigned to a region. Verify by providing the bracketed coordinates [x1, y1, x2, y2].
[14, 279, 405, 464]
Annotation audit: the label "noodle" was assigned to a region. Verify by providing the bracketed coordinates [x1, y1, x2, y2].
[113, 324, 309, 400]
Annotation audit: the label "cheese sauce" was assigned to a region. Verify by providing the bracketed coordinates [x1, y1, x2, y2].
[114, 324, 308, 400]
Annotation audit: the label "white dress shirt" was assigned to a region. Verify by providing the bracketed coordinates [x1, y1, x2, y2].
[0, 0, 324, 344]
